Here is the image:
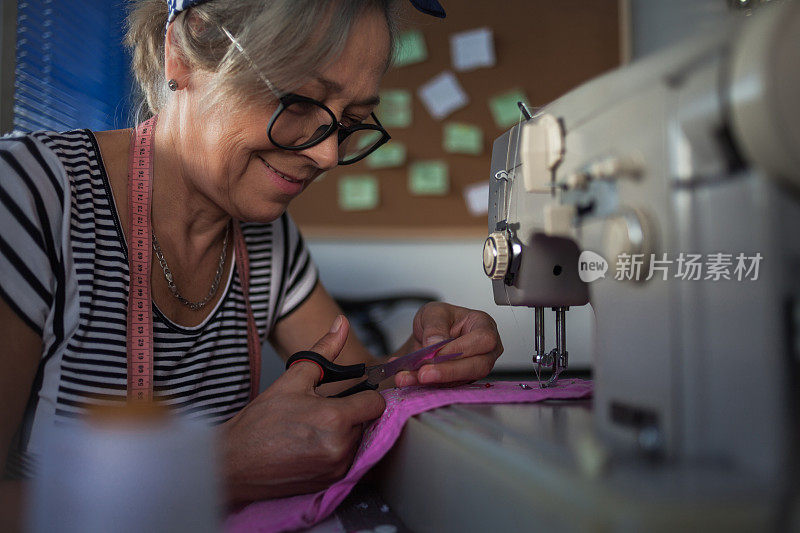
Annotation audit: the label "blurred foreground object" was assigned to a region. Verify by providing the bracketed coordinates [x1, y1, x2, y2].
[29, 404, 221, 533]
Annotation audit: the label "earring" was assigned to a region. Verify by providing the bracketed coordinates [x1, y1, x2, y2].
[168, 79, 179, 91]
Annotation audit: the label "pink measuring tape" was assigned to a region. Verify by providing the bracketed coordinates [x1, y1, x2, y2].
[126, 116, 261, 403]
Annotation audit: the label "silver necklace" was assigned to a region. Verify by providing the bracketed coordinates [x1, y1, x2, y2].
[152, 222, 230, 311]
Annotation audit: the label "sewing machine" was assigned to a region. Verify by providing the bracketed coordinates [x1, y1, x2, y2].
[483, 0, 800, 467]
[377, 2, 800, 530]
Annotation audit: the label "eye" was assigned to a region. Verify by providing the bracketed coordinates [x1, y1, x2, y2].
[341, 114, 368, 128]
[284, 100, 318, 117]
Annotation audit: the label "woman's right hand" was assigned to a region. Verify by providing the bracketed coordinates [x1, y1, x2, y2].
[219, 315, 385, 504]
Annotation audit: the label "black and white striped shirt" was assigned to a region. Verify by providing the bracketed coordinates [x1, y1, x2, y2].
[0, 130, 318, 478]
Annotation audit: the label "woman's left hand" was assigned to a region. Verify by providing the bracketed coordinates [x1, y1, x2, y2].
[392, 302, 503, 387]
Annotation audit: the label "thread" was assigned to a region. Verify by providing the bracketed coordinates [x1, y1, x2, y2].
[500, 112, 542, 387]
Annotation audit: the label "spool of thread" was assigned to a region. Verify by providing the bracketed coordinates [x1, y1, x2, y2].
[28, 405, 221, 533]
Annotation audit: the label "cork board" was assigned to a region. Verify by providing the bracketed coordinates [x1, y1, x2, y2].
[290, 0, 622, 238]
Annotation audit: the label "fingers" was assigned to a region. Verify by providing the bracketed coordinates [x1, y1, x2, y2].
[417, 353, 495, 384]
[284, 315, 350, 388]
[310, 315, 349, 362]
[336, 390, 386, 424]
[406, 315, 503, 386]
[394, 371, 419, 387]
[435, 320, 500, 359]
[414, 303, 455, 347]
[385, 355, 417, 388]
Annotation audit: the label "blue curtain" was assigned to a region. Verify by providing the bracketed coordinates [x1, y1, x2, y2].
[13, 0, 133, 132]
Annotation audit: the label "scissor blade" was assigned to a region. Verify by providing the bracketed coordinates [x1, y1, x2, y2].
[364, 338, 456, 385]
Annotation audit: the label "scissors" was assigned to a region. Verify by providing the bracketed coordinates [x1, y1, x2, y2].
[285, 338, 461, 398]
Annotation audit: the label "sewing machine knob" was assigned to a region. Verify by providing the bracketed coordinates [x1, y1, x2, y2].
[483, 232, 511, 280]
[603, 209, 657, 281]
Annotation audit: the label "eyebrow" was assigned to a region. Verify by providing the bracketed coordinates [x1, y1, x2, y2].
[315, 75, 381, 107]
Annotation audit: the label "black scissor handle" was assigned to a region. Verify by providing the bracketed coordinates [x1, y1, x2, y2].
[331, 379, 379, 398]
[286, 351, 365, 385]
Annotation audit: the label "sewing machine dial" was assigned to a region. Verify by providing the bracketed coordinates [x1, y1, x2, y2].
[483, 232, 510, 280]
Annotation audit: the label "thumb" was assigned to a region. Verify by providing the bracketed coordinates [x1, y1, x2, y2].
[414, 303, 453, 348]
[311, 314, 349, 362]
[422, 324, 450, 348]
[285, 315, 350, 388]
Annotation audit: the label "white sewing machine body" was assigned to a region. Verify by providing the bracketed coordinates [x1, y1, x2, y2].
[15, 2, 800, 531]
[489, 3, 800, 479]
[482, 0, 800, 513]
[375, 3, 800, 531]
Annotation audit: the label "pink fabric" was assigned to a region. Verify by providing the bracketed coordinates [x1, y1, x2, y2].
[225, 379, 592, 533]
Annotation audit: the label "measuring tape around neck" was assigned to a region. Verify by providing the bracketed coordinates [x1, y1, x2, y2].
[126, 116, 261, 403]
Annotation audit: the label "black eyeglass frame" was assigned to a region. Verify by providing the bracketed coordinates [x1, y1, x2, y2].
[267, 93, 391, 166]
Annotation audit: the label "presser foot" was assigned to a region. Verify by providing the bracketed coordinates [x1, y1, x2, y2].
[533, 349, 568, 388]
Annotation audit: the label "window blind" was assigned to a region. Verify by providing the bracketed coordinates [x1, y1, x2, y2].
[13, 0, 132, 133]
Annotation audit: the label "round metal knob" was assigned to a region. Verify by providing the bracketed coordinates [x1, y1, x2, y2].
[483, 232, 511, 279]
[729, 0, 800, 191]
[602, 209, 657, 282]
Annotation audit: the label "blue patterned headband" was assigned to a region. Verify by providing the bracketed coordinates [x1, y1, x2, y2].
[167, 0, 446, 24]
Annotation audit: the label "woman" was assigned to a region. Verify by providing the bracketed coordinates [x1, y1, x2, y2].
[0, 0, 503, 510]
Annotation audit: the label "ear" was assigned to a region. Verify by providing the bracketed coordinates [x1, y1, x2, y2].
[164, 22, 192, 90]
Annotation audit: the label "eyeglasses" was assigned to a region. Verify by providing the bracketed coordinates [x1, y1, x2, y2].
[220, 26, 391, 165]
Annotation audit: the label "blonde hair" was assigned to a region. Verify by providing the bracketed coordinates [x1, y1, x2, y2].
[125, 0, 399, 119]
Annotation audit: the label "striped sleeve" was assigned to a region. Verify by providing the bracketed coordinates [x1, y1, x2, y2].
[0, 135, 67, 338]
[276, 213, 319, 320]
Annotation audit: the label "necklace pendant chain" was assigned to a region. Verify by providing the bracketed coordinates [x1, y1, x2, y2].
[152, 222, 230, 311]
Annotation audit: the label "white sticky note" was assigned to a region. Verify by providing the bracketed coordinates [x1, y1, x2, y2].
[450, 27, 496, 72]
[417, 71, 469, 120]
[464, 181, 490, 216]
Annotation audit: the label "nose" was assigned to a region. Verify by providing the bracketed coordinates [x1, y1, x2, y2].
[300, 132, 339, 171]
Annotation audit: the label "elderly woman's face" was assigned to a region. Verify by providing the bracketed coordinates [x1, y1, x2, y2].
[187, 10, 391, 223]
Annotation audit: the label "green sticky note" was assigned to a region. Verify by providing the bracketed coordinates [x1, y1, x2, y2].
[355, 131, 383, 151]
[443, 122, 483, 155]
[366, 142, 406, 169]
[377, 89, 412, 128]
[338, 175, 379, 211]
[490, 89, 529, 129]
[393, 30, 427, 67]
[409, 161, 449, 196]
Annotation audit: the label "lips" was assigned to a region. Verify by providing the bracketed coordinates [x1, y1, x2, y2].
[257, 156, 304, 184]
